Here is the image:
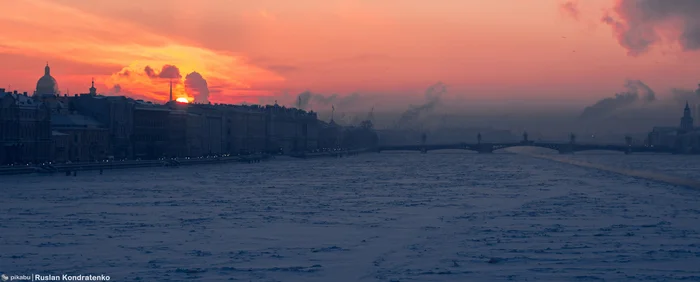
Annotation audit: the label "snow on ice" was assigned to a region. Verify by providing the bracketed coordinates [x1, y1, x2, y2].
[1, 152, 700, 281]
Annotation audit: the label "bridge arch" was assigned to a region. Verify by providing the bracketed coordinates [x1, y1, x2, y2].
[427, 148, 480, 153]
[490, 144, 561, 154]
[570, 148, 628, 154]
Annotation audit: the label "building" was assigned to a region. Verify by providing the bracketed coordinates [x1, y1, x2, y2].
[221, 105, 251, 154]
[647, 126, 677, 148]
[318, 119, 342, 150]
[167, 105, 189, 157]
[187, 104, 223, 156]
[244, 106, 267, 153]
[341, 120, 379, 149]
[264, 104, 319, 154]
[648, 102, 700, 152]
[71, 84, 135, 159]
[132, 101, 170, 159]
[35, 63, 60, 98]
[51, 131, 71, 162]
[186, 112, 205, 157]
[51, 114, 108, 162]
[298, 110, 320, 151]
[0, 89, 52, 164]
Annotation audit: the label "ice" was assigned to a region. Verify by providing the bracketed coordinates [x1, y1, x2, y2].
[1, 153, 700, 281]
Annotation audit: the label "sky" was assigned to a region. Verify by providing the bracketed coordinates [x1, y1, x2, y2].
[1, 0, 699, 110]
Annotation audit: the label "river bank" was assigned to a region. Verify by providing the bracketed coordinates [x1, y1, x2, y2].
[0, 148, 376, 176]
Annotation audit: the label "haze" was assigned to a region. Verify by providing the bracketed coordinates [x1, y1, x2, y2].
[1, 0, 700, 138]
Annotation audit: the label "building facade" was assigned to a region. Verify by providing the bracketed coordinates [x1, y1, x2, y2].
[0, 90, 52, 164]
[72, 93, 135, 159]
[51, 114, 108, 162]
[132, 102, 170, 159]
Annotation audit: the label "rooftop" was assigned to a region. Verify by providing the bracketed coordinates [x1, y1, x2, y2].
[51, 114, 103, 128]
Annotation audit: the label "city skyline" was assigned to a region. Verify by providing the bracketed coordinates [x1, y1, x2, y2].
[1, 0, 699, 107]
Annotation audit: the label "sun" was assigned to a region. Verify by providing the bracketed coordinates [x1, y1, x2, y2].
[176, 97, 189, 103]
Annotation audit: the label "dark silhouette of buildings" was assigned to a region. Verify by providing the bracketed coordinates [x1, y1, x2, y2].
[0, 65, 377, 165]
[0, 90, 52, 164]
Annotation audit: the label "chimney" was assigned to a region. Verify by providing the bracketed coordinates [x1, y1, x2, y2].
[23, 92, 28, 96]
[13, 90, 18, 94]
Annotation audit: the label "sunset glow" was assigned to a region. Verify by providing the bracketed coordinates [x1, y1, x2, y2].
[175, 97, 189, 103]
[1, 0, 699, 108]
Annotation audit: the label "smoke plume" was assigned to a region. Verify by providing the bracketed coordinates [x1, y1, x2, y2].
[144, 65, 182, 79]
[394, 82, 447, 129]
[580, 80, 656, 119]
[295, 91, 362, 110]
[602, 0, 700, 56]
[185, 72, 210, 104]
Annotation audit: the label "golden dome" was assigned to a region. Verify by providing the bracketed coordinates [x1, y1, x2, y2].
[35, 63, 59, 97]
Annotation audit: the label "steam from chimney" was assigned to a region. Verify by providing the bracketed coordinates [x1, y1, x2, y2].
[185, 72, 210, 104]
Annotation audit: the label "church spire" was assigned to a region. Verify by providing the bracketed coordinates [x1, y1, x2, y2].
[680, 100, 694, 132]
[89, 77, 97, 95]
[169, 80, 173, 101]
[44, 62, 50, 76]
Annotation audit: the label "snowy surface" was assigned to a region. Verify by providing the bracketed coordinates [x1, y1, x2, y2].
[2, 152, 700, 281]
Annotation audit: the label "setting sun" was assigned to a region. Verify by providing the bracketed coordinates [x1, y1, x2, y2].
[175, 97, 189, 103]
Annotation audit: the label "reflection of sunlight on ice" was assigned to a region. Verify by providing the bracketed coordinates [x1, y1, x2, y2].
[531, 154, 700, 190]
[1, 153, 700, 281]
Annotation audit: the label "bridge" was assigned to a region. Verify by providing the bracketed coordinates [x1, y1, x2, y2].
[377, 132, 674, 154]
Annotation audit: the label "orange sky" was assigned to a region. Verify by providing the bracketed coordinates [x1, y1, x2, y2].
[0, 0, 698, 108]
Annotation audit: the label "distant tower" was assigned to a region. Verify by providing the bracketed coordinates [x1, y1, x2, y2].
[331, 105, 335, 123]
[680, 101, 694, 133]
[169, 80, 173, 102]
[89, 78, 97, 95]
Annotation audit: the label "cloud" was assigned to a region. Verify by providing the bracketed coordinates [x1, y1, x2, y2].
[144, 64, 182, 79]
[580, 80, 656, 119]
[560, 1, 580, 20]
[0, 0, 284, 103]
[602, 0, 700, 56]
[185, 72, 210, 104]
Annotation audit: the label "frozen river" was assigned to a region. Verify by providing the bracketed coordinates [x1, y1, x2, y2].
[2, 152, 700, 281]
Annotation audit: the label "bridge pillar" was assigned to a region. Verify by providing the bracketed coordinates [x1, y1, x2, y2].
[477, 144, 493, 154]
[477, 132, 482, 144]
[625, 136, 633, 155]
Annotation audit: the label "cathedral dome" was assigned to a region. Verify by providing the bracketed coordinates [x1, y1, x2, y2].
[35, 64, 59, 97]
